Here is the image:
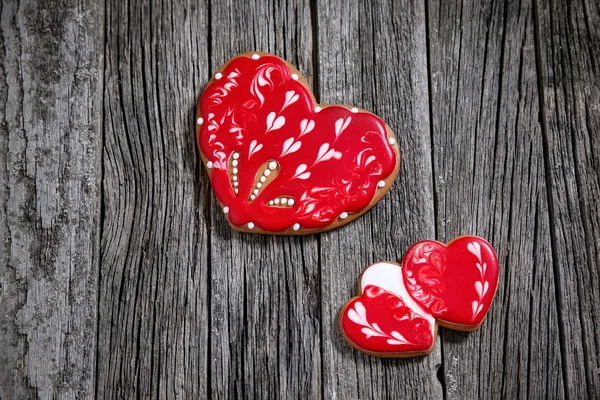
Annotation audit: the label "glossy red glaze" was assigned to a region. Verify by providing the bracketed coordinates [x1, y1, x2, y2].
[339, 236, 499, 357]
[402, 236, 499, 327]
[341, 285, 435, 354]
[198, 54, 397, 232]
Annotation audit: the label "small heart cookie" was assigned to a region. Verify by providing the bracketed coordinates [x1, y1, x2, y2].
[339, 236, 499, 357]
[340, 262, 437, 357]
[402, 236, 499, 330]
[196, 52, 400, 234]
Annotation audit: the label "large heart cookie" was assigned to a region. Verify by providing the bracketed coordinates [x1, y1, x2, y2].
[196, 52, 400, 234]
[339, 236, 499, 357]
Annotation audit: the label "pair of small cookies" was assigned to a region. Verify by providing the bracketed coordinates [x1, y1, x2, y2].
[339, 236, 499, 357]
[197, 53, 499, 358]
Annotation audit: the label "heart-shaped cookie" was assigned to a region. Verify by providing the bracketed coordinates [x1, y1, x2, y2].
[402, 236, 499, 330]
[339, 236, 499, 357]
[339, 262, 436, 357]
[196, 52, 400, 234]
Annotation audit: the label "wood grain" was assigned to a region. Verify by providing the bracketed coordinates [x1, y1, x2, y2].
[208, 1, 321, 398]
[535, 0, 600, 397]
[0, 0, 598, 398]
[428, 0, 566, 398]
[317, 1, 443, 398]
[97, 0, 210, 398]
[0, 0, 104, 398]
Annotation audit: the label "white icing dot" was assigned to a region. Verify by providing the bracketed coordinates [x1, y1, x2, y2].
[268, 161, 277, 170]
[215, 73, 223, 80]
[291, 73, 299, 80]
[253, 189, 259, 195]
[378, 180, 385, 188]
[269, 200, 274, 205]
[315, 106, 322, 112]
[351, 107, 358, 113]
[340, 212, 348, 219]
[293, 223, 300, 231]
[264, 169, 271, 177]
[274, 198, 280, 205]
[233, 176, 238, 181]
[234, 188, 239, 194]
[223, 206, 229, 214]
[281, 198, 288, 205]
[197, 117, 203, 125]
[257, 182, 262, 188]
[232, 160, 238, 167]
[288, 199, 295, 206]
[250, 195, 256, 200]
[206, 161, 213, 169]
[260, 176, 267, 183]
[233, 168, 238, 174]
[247, 222, 255, 229]
[388, 137, 396, 145]
[233, 153, 240, 159]
[233, 181, 239, 187]
[252, 54, 260, 60]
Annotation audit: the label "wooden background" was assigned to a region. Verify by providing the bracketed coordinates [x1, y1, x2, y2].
[0, 0, 598, 398]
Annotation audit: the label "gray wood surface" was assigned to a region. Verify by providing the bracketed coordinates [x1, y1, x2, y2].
[0, 0, 598, 399]
[97, 0, 210, 398]
[0, 0, 104, 398]
[428, 0, 565, 398]
[536, 0, 600, 397]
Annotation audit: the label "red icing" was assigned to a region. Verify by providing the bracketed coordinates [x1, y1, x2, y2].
[198, 54, 397, 231]
[402, 236, 499, 327]
[339, 236, 499, 357]
[340, 285, 435, 354]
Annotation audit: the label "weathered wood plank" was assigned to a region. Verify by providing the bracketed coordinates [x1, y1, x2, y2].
[535, 0, 600, 397]
[97, 0, 210, 397]
[317, 1, 443, 398]
[0, 0, 104, 398]
[208, 1, 321, 398]
[1, 1, 596, 398]
[428, 0, 565, 398]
